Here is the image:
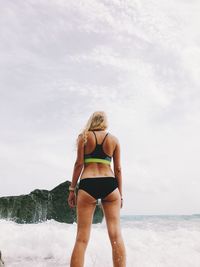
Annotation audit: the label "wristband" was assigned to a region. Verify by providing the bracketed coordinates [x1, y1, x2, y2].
[69, 185, 76, 191]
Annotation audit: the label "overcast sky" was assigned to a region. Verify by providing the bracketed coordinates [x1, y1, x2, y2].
[0, 0, 200, 215]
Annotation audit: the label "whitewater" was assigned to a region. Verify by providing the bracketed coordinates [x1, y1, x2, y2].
[1, 215, 200, 267]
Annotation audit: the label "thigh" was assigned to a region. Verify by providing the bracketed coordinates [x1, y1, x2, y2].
[101, 188, 121, 238]
[76, 189, 97, 240]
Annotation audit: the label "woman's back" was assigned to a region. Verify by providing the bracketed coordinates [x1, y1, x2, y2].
[80, 130, 119, 179]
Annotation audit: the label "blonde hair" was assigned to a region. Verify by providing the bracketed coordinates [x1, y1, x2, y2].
[77, 111, 108, 147]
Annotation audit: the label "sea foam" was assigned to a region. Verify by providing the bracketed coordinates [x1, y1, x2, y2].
[0, 215, 200, 267]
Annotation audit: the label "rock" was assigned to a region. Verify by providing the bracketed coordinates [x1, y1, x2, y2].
[0, 181, 104, 224]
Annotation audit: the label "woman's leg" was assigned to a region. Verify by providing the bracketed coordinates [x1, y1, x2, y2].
[70, 189, 96, 267]
[101, 189, 126, 267]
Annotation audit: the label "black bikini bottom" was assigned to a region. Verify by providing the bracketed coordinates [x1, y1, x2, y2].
[78, 176, 118, 200]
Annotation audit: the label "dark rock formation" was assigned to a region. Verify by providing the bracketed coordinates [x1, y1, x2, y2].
[0, 181, 104, 224]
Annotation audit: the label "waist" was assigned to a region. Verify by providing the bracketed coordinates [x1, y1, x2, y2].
[80, 176, 116, 180]
[80, 166, 114, 180]
[84, 157, 111, 164]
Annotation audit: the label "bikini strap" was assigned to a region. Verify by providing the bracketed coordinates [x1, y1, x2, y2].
[101, 132, 109, 145]
[92, 131, 97, 145]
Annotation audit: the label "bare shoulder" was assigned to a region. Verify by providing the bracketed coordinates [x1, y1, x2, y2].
[78, 131, 92, 143]
[108, 133, 119, 144]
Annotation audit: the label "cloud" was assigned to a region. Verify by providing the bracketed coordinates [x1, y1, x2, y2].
[0, 0, 200, 214]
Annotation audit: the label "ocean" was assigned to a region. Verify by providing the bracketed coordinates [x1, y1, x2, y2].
[0, 215, 200, 267]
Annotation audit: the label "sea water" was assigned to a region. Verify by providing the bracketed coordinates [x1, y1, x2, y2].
[0, 215, 200, 267]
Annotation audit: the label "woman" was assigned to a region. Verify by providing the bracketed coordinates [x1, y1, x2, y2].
[68, 111, 126, 267]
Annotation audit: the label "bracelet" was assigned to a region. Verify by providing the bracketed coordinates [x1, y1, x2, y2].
[69, 185, 76, 191]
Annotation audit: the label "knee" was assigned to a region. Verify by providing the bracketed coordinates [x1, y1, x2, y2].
[76, 235, 89, 246]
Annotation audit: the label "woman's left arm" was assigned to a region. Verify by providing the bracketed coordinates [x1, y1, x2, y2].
[70, 134, 84, 188]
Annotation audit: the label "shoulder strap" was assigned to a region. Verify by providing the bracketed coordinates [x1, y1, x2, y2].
[92, 131, 97, 145]
[101, 132, 109, 145]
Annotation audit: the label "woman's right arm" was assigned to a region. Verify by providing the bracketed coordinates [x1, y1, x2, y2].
[113, 138, 123, 198]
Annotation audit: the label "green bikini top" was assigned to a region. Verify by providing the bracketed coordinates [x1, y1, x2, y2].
[84, 131, 112, 164]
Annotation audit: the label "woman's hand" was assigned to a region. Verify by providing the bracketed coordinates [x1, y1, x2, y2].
[68, 191, 76, 208]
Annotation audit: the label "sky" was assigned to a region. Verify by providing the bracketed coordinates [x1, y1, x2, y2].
[0, 0, 200, 215]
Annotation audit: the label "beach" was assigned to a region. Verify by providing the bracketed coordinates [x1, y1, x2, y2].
[1, 215, 200, 267]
